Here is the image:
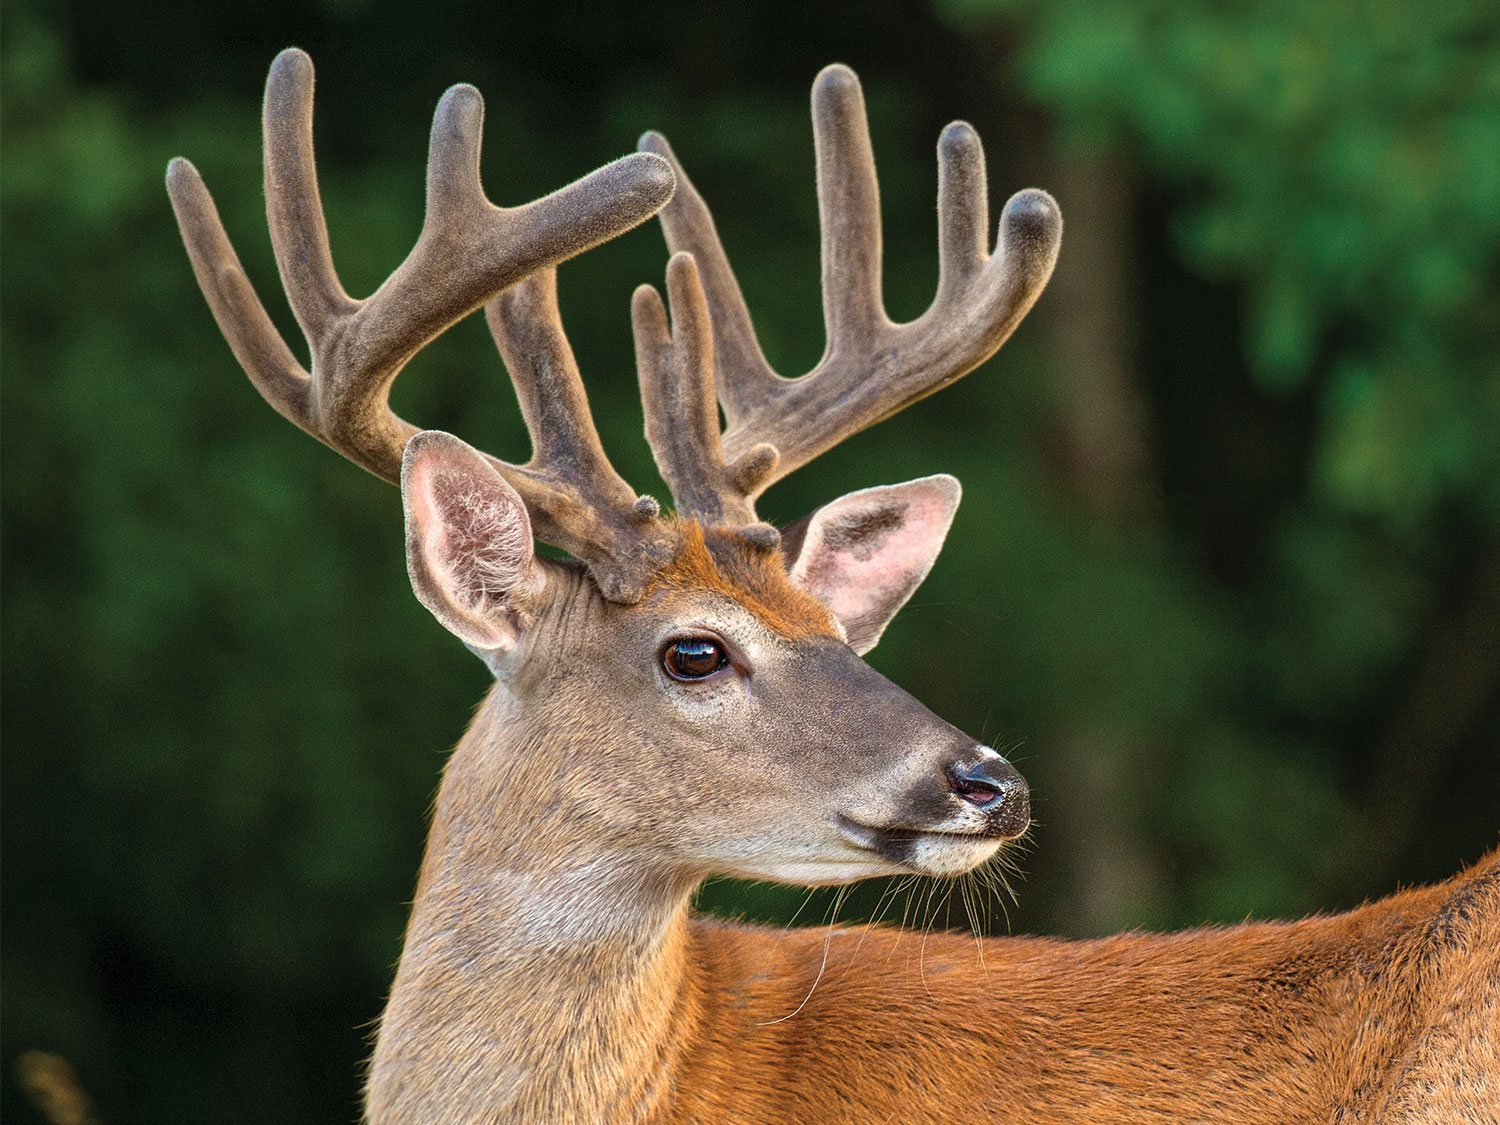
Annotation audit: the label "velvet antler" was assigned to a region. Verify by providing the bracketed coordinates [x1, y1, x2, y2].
[167, 48, 676, 599]
[633, 65, 1061, 528]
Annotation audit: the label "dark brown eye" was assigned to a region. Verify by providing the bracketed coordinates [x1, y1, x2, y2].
[663, 638, 729, 681]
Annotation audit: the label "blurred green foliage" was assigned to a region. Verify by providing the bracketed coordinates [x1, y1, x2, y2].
[3, 0, 1496, 1121]
[942, 0, 1500, 520]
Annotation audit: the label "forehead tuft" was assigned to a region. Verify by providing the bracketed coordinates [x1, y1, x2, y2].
[648, 521, 839, 641]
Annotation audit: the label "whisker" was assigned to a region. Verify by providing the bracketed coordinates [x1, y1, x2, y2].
[759, 884, 848, 1026]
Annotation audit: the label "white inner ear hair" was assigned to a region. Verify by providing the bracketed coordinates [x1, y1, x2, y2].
[436, 484, 536, 615]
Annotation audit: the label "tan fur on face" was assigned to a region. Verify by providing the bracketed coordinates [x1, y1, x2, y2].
[648, 521, 840, 642]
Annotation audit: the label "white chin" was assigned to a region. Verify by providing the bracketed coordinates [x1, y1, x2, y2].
[907, 835, 1003, 877]
[743, 858, 897, 885]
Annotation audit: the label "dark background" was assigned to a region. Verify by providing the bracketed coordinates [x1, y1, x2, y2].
[4, 0, 1497, 1120]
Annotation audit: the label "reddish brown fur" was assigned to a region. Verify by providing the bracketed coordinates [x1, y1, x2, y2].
[649, 520, 840, 642]
[655, 848, 1500, 1123]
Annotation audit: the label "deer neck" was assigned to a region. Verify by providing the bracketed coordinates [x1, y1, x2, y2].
[366, 689, 700, 1124]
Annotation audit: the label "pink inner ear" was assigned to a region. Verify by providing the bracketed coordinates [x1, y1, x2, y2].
[403, 434, 538, 651]
[790, 478, 958, 651]
[800, 503, 928, 625]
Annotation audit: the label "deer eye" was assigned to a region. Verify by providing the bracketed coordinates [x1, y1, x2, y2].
[663, 638, 729, 681]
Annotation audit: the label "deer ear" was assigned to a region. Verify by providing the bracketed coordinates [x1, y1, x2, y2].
[401, 431, 545, 656]
[784, 475, 960, 655]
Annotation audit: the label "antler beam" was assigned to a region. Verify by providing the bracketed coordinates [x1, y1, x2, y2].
[167, 48, 677, 600]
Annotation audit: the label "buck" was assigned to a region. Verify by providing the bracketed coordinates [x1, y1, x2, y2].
[168, 48, 1497, 1125]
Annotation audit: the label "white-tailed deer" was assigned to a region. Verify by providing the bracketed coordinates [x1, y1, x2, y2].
[169, 49, 1498, 1125]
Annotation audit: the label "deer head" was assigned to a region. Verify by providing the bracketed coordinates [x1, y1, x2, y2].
[170, 45, 1057, 907]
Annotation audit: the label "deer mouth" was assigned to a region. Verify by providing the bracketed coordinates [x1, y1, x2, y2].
[836, 815, 1007, 876]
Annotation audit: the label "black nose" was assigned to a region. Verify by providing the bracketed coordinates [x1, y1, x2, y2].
[948, 757, 1030, 837]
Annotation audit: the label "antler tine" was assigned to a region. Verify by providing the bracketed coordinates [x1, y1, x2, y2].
[166, 157, 316, 430]
[634, 131, 782, 425]
[262, 48, 355, 350]
[813, 66, 885, 364]
[640, 64, 1062, 503]
[632, 253, 780, 537]
[168, 46, 675, 485]
[483, 271, 678, 602]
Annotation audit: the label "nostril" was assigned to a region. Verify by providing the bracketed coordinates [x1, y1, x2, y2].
[948, 762, 1004, 807]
